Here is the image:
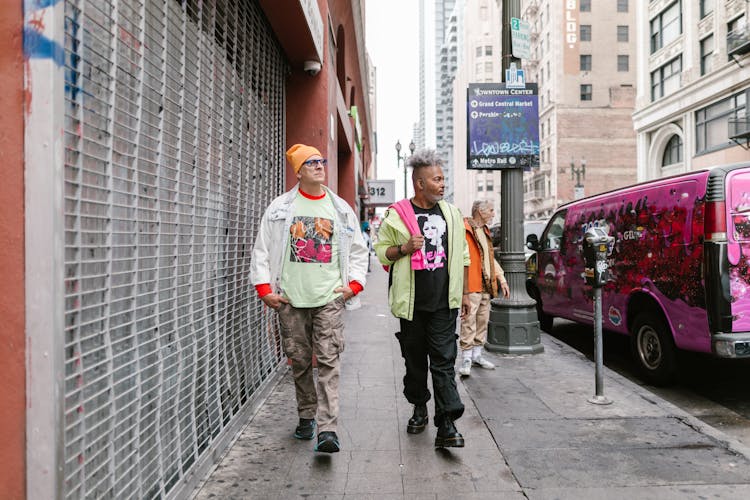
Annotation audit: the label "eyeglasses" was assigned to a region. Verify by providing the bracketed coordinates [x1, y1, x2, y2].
[302, 158, 328, 168]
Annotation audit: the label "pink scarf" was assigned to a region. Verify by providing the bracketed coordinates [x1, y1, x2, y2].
[390, 199, 426, 270]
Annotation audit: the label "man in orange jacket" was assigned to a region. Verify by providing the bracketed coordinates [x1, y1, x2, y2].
[459, 199, 510, 376]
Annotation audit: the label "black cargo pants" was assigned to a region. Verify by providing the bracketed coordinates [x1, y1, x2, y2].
[397, 308, 465, 426]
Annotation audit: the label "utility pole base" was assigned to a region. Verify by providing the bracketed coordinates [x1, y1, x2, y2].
[485, 300, 544, 354]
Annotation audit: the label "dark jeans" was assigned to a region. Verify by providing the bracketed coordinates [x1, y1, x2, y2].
[397, 308, 464, 426]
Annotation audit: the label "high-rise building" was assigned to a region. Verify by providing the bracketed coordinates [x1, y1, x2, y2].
[522, 0, 638, 219]
[633, 1, 750, 180]
[415, 0, 427, 150]
[435, 0, 459, 201]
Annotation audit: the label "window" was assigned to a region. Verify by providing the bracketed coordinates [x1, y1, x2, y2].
[476, 46, 482, 57]
[700, 0, 714, 18]
[485, 61, 493, 73]
[486, 180, 494, 192]
[485, 45, 493, 56]
[475, 62, 482, 74]
[617, 25, 629, 42]
[618, 55, 629, 72]
[728, 15, 746, 36]
[580, 25, 592, 41]
[617, 0, 628, 12]
[662, 135, 683, 166]
[580, 84, 592, 101]
[477, 180, 484, 192]
[580, 0, 591, 12]
[580, 54, 592, 71]
[542, 211, 566, 250]
[650, 56, 681, 101]
[696, 91, 747, 153]
[650, 2, 682, 53]
[700, 35, 714, 75]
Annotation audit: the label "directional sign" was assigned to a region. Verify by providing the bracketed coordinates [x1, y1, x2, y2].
[510, 17, 531, 59]
[467, 83, 540, 170]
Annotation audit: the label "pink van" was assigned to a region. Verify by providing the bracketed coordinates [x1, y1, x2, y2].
[526, 163, 750, 384]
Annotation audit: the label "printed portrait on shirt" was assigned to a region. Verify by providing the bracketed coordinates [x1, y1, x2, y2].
[418, 213, 447, 271]
[289, 216, 333, 263]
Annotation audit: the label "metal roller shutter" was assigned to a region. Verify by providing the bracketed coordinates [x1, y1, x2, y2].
[60, 0, 286, 497]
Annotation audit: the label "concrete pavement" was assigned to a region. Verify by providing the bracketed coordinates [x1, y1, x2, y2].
[192, 263, 750, 499]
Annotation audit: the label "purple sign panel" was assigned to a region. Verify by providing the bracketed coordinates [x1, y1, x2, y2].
[467, 83, 540, 170]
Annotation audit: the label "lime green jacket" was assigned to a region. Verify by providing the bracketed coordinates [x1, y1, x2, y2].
[375, 200, 470, 321]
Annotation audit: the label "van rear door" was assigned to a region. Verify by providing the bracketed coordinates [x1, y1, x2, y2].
[727, 168, 750, 332]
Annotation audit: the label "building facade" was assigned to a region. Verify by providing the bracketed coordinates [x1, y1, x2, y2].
[5, 1, 374, 498]
[633, 0, 750, 180]
[522, 0, 638, 219]
[451, 0, 505, 216]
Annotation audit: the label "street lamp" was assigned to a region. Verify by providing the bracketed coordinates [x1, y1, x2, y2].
[571, 158, 586, 200]
[396, 139, 416, 199]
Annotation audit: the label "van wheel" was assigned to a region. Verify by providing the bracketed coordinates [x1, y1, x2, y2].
[527, 284, 553, 333]
[629, 312, 677, 386]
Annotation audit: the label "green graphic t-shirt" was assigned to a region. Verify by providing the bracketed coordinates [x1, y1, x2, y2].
[281, 192, 342, 307]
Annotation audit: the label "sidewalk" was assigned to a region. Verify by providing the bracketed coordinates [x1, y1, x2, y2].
[192, 265, 750, 499]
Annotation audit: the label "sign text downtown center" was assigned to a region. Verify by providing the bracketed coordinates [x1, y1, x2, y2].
[467, 82, 540, 170]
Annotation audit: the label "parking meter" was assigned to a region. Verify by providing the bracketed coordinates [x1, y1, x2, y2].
[583, 227, 613, 288]
[582, 226, 615, 406]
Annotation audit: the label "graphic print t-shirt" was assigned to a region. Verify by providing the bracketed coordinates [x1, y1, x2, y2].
[412, 202, 449, 311]
[281, 193, 343, 307]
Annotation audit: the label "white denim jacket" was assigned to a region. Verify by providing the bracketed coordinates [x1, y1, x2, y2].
[250, 183, 368, 310]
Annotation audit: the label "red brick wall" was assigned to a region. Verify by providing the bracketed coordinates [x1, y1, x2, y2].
[0, 3, 26, 498]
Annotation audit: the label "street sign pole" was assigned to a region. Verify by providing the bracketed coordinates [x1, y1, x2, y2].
[486, 0, 543, 355]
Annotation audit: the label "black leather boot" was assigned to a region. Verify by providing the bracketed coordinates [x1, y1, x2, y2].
[435, 418, 464, 448]
[406, 404, 428, 434]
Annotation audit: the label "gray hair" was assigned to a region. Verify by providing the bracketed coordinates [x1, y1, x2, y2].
[407, 148, 443, 170]
[471, 199, 493, 216]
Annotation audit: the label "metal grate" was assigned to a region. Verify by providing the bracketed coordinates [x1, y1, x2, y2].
[60, 0, 286, 497]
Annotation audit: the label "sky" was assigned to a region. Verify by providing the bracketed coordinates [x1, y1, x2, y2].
[365, 0, 424, 200]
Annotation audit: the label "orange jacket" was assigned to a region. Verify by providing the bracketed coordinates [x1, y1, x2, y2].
[464, 219, 505, 296]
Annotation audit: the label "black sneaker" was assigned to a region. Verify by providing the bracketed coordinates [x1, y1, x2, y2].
[406, 404, 428, 434]
[315, 431, 340, 453]
[294, 418, 316, 440]
[435, 419, 464, 448]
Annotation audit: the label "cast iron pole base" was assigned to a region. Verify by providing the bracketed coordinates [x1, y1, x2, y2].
[486, 298, 544, 355]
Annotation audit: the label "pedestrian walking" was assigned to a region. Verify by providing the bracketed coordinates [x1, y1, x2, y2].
[374, 149, 470, 448]
[250, 144, 369, 453]
[361, 220, 373, 273]
[459, 199, 510, 377]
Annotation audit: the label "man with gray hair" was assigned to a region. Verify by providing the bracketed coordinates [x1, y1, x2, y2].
[459, 199, 510, 376]
[375, 149, 470, 448]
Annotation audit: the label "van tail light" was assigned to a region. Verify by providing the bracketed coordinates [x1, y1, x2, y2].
[705, 201, 727, 242]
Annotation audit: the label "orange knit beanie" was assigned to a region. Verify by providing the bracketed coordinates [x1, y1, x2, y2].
[286, 144, 322, 173]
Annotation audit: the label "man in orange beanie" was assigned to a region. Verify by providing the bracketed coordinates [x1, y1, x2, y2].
[250, 144, 369, 453]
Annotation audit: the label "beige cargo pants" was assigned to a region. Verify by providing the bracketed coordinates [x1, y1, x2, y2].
[277, 296, 345, 432]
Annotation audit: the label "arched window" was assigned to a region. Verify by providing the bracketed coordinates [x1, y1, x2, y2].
[662, 134, 683, 166]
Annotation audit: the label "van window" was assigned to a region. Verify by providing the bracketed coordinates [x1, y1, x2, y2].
[542, 212, 566, 250]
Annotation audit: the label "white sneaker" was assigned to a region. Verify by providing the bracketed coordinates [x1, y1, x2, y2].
[472, 356, 495, 369]
[458, 357, 472, 376]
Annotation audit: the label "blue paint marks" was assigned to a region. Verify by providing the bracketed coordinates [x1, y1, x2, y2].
[23, 27, 65, 66]
[24, 0, 63, 12]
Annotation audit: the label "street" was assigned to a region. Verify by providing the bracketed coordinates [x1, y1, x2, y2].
[548, 319, 750, 448]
